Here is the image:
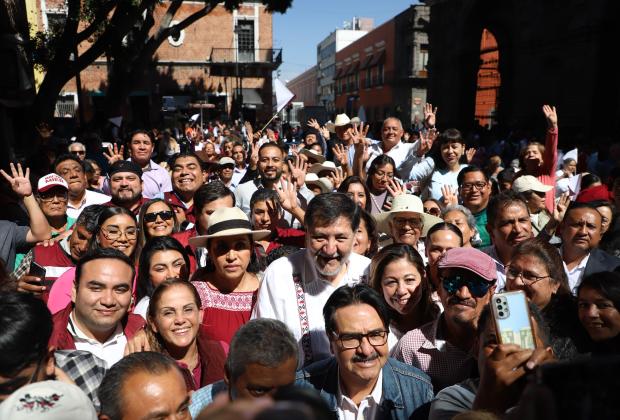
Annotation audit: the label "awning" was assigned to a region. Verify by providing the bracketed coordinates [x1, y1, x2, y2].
[360, 54, 373, 70]
[346, 61, 359, 75]
[334, 66, 347, 79]
[241, 88, 263, 106]
[369, 50, 385, 67]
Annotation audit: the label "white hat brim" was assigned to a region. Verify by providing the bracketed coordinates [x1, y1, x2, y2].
[189, 228, 272, 248]
[375, 210, 443, 237]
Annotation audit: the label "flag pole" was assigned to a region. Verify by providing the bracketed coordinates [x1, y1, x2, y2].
[259, 112, 279, 134]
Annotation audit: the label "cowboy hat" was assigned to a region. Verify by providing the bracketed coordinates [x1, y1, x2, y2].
[299, 148, 326, 164]
[326, 114, 351, 133]
[308, 160, 338, 175]
[189, 207, 271, 247]
[305, 173, 333, 194]
[375, 193, 443, 236]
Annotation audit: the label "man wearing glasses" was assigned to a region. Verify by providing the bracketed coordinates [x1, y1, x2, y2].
[457, 166, 493, 247]
[296, 284, 433, 419]
[392, 247, 497, 392]
[68, 142, 87, 161]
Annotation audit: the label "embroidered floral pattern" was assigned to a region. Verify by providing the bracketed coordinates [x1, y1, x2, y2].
[192, 281, 255, 311]
[293, 273, 313, 365]
[17, 392, 62, 412]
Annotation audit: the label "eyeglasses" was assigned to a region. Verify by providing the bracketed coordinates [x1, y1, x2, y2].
[38, 191, 68, 202]
[374, 171, 394, 180]
[144, 210, 174, 223]
[441, 274, 494, 298]
[101, 226, 138, 241]
[460, 182, 488, 192]
[392, 217, 423, 228]
[505, 266, 550, 285]
[332, 330, 388, 349]
[424, 207, 442, 217]
[71, 150, 86, 156]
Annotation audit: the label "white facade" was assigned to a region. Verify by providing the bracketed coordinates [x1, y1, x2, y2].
[317, 29, 369, 112]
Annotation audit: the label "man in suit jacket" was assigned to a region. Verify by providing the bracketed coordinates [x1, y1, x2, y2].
[560, 203, 620, 293]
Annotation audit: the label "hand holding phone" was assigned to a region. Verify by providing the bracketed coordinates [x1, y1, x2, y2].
[491, 290, 536, 350]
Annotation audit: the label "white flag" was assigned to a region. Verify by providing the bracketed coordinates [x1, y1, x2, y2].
[274, 79, 295, 113]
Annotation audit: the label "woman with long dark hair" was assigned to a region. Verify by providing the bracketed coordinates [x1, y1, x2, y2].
[370, 243, 439, 349]
[133, 236, 190, 318]
[365, 154, 398, 215]
[578, 272, 620, 355]
[137, 199, 180, 249]
[338, 175, 372, 213]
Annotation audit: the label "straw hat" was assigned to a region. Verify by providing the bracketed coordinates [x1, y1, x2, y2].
[299, 148, 326, 164]
[305, 174, 333, 194]
[308, 160, 337, 175]
[326, 113, 351, 133]
[189, 207, 271, 247]
[375, 194, 443, 236]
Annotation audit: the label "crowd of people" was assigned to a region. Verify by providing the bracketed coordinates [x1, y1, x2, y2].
[0, 105, 619, 419]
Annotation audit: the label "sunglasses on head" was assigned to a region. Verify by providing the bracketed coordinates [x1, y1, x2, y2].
[144, 210, 174, 223]
[441, 274, 494, 298]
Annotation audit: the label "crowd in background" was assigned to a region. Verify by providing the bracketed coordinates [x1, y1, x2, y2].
[0, 104, 619, 419]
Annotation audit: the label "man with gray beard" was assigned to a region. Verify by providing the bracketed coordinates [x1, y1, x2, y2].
[251, 193, 370, 367]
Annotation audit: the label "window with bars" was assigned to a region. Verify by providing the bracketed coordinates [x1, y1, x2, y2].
[235, 20, 255, 62]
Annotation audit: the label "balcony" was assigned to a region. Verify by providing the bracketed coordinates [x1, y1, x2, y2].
[206, 48, 282, 78]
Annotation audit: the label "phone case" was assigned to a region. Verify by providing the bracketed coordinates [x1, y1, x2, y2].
[29, 261, 47, 279]
[491, 290, 535, 350]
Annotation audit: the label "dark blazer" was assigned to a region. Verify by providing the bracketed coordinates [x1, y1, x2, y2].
[583, 247, 620, 278]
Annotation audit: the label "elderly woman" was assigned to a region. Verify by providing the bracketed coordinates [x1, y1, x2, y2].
[189, 207, 270, 346]
[511, 175, 553, 236]
[442, 205, 478, 247]
[505, 237, 585, 358]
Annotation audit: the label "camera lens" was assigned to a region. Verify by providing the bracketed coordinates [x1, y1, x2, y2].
[496, 298, 501, 303]
[497, 305, 503, 310]
[499, 311, 504, 317]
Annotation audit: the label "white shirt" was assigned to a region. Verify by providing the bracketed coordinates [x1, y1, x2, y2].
[68, 312, 127, 368]
[366, 139, 423, 181]
[251, 249, 370, 366]
[563, 253, 590, 295]
[231, 165, 248, 188]
[337, 369, 383, 420]
[133, 296, 150, 319]
[66, 189, 111, 219]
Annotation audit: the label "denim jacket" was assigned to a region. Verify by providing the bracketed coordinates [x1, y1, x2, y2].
[295, 357, 434, 420]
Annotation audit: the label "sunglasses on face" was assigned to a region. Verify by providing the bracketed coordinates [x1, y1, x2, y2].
[144, 210, 174, 223]
[441, 274, 494, 298]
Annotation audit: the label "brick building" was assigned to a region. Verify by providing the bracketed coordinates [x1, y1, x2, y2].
[333, 5, 429, 129]
[474, 29, 500, 128]
[35, 1, 281, 126]
[286, 66, 318, 106]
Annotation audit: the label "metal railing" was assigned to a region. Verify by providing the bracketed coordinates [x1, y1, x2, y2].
[208, 48, 282, 65]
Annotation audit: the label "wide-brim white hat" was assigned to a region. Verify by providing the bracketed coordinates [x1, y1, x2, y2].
[300, 148, 326, 164]
[189, 207, 271, 247]
[306, 175, 333, 194]
[326, 114, 351, 133]
[309, 160, 337, 175]
[375, 193, 443, 237]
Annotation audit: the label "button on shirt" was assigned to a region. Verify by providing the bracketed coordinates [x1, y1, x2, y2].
[67, 312, 127, 368]
[563, 252, 590, 295]
[251, 249, 370, 366]
[337, 369, 383, 420]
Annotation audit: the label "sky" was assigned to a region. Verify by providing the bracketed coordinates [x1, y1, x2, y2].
[273, 0, 419, 82]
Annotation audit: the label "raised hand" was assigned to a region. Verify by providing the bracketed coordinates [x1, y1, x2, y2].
[424, 103, 438, 128]
[441, 185, 458, 207]
[276, 177, 299, 212]
[288, 156, 308, 189]
[350, 122, 367, 145]
[386, 178, 405, 198]
[417, 128, 437, 157]
[465, 147, 477, 164]
[248, 142, 259, 169]
[244, 121, 254, 140]
[327, 167, 344, 190]
[103, 143, 125, 165]
[553, 192, 570, 224]
[332, 143, 349, 167]
[307, 118, 321, 130]
[266, 128, 276, 142]
[542, 105, 558, 128]
[320, 124, 331, 139]
[1, 163, 32, 198]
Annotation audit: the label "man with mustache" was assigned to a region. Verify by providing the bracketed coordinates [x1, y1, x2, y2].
[560, 203, 620, 294]
[296, 284, 433, 419]
[106, 161, 148, 215]
[392, 247, 497, 392]
[482, 191, 534, 291]
[252, 193, 370, 366]
[235, 142, 314, 228]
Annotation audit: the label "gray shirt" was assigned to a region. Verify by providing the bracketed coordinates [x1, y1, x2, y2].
[0, 220, 29, 269]
[429, 378, 478, 420]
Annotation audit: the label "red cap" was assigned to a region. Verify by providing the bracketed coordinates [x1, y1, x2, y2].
[576, 185, 612, 203]
[437, 247, 497, 282]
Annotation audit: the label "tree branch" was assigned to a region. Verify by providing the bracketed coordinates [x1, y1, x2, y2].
[76, 0, 118, 43]
[150, 3, 216, 51]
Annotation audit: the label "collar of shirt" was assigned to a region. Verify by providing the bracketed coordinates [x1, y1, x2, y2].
[233, 165, 247, 173]
[337, 368, 383, 418]
[561, 248, 590, 274]
[302, 249, 350, 287]
[68, 310, 124, 347]
[67, 193, 87, 210]
[421, 316, 447, 351]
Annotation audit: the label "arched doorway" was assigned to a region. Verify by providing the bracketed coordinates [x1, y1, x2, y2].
[474, 29, 500, 128]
